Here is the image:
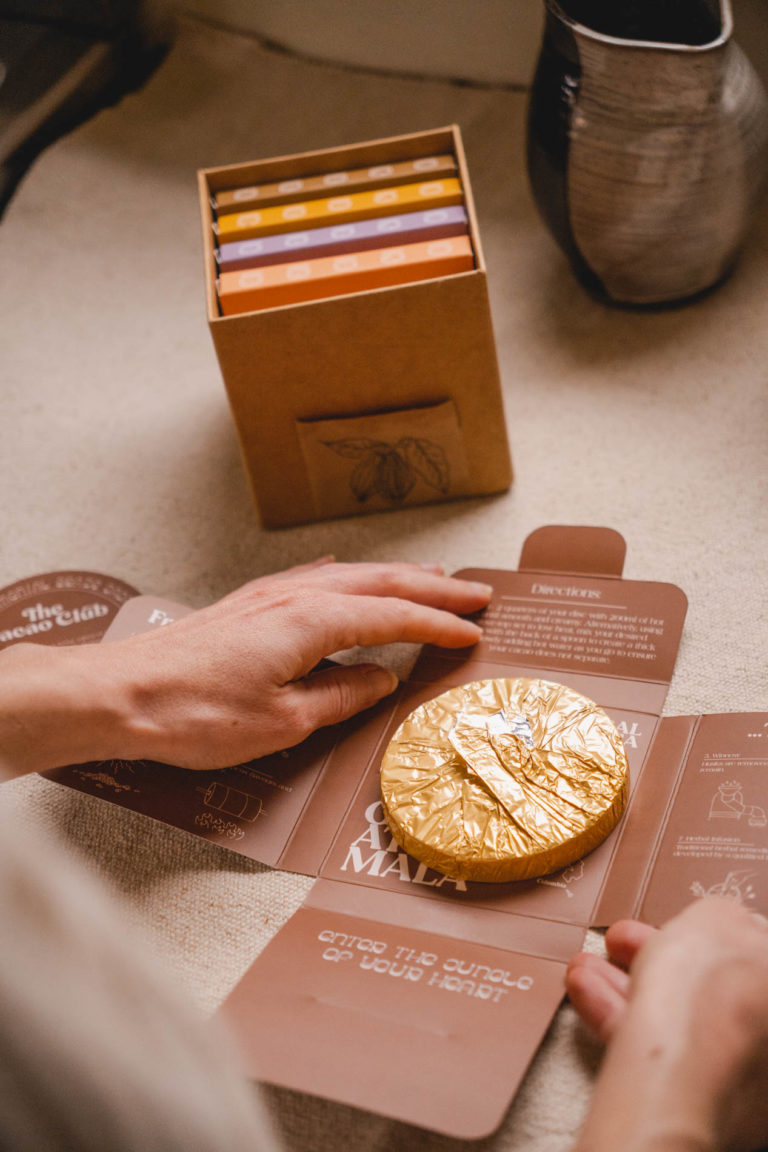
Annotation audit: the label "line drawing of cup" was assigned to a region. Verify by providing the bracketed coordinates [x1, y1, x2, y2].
[203, 782, 263, 822]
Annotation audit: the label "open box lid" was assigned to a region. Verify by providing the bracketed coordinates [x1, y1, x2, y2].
[518, 523, 626, 577]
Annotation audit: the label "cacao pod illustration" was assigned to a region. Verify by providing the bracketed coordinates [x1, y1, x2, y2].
[324, 435, 451, 505]
[350, 452, 381, 502]
[399, 437, 450, 493]
[375, 449, 415, 502]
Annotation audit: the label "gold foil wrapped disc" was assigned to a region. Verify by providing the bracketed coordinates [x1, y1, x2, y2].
[380, 677, 629, 883]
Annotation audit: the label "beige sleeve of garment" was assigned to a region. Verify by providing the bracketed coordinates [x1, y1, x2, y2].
[0, 800, 281, 1152]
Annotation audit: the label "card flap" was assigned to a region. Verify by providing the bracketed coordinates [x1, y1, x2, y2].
[219, 894, 574, 1139]
[636, 713, 768, 925]
[593, 715, 698, 926]
[519, 525, 626, 578]
[101, 595, 192, 640]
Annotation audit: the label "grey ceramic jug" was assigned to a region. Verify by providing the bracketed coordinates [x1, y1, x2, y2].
[527, 0, 768, 305]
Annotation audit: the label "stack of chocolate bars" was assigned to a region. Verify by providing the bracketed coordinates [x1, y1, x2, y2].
[210, 153, 474, 315]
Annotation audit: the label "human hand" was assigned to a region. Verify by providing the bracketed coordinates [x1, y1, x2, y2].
[0, 559, 491, 775]
[567, 899, 768, 1152]
[566, 915, 655, 1042]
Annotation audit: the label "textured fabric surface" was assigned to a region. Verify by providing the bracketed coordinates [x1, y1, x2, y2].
[1, 14, 767, 1150]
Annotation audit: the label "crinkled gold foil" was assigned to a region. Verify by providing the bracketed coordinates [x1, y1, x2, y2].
[380, 677, 629, 883]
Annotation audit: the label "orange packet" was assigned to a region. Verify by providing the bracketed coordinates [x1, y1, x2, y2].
[217, 235, 474, 315]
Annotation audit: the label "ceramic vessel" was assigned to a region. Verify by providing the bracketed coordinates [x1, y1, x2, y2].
[527, 0, 768, 305]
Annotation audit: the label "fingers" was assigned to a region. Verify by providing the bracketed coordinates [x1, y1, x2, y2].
[567, 921, 658, 1042]
[566, 952, 631, 1042]
[315, 593, 483, 652]
[604, 919, 658, 970]
[285, 662, 400, 734]
[211, 562, 491, 646]
[677, 895, 767, 935]
[294, 561, 493, 615]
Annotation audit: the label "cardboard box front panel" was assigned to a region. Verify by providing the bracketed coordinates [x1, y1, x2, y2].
[200, 127, 512, 527]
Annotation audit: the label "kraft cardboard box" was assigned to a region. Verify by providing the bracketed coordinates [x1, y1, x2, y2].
[39, 526, 768, 1137]
[197, 126, 513, 527]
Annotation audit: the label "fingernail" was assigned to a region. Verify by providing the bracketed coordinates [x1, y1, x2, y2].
[362, 665, 400, 695]
[419, 563, 445, 574]
[470, 582, 493, 598]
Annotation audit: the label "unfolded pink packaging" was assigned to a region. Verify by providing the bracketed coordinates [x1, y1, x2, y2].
[29, 527, 768, 1138]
